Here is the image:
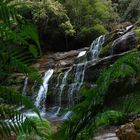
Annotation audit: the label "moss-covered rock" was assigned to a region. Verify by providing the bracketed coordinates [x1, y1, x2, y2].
[99, 31, 120, 57]
[99, 41, 113, 57]
[134, 28, 140, 44]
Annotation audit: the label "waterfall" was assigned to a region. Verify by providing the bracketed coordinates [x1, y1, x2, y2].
[22, 35, 106, 118]
[90, 35, 105, 59]
[53, 73, 62, 109]
[67, 63, 86, 107]
[66, 35, 105, 107]
[35, 69, 54, 112]
[55, 68, 72, 115]
[22, 77, 28, 95]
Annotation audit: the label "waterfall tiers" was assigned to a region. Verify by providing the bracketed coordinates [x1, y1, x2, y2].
[22, 26, 139, 119]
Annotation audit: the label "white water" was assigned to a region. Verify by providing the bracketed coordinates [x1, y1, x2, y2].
[90, 35, 105, 59]
[35, 69, 54, 112]
[62, 111, 72, 120]
[22, 77, 28, 95]
[66, 35, 105, 107]
[55, 68, 72, 115]
[77, 51, 86, 58]
[67, 62, 87, 107]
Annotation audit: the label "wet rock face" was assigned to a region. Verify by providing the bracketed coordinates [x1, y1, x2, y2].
[37, 47, 88, 71]
[84, 51, 132, 84]
[112, 31, 136, 54]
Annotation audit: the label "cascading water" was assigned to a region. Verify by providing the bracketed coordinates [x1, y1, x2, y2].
[20, 26, 133, 121]
[22, 35, 106, 118]
[55, 68, 72, 115]
[90, 35, 105, 59]
[67, 63, 86, 107]
[66, 35, 105, 108]
[35, 69, 54, 112]
[22, 77, 28, 95]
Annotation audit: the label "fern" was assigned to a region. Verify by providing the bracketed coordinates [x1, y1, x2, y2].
[0, 0, 46, 139]
[0, 81, 42, 139]
[0, 0, 42, 57]
[0, 0, 17, 26]
[55, 50, 140, 140]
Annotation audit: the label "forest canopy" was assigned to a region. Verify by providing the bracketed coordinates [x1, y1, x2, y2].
[5, 0, 140, 51]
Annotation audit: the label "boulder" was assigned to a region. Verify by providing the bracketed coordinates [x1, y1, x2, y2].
[112, 31, 136, 54]
[134, 118, 140, 129]
[116, 123, 138, 140]
[84, 51, 133, 84]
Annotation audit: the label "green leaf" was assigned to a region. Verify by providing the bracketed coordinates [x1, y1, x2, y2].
[29, 44, 38, 58]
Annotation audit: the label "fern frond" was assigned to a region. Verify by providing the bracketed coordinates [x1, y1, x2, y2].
[0, 45, 42, 84]
[19, 23, 42, 56]
[96, 51, 140, 95]
[0, 116, 38, 139]
[0, 86, 40, 115]
[0, 85, 42, 139]
[0, 0, 45, 139]
[0, 0, 17, 26]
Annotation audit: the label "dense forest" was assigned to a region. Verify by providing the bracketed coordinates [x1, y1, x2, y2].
[0, 0, 140, 140]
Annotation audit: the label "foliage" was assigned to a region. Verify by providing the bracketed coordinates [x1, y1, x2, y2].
[17, 117, 52, 140]
[99, 41, 112, 57]
[115, 0, 140, 22]
[59, 0, 112, 27]
[0, 1, 42, 57]
[95, 110, 124, 127]
[55, 50, 140, 140]
[59, 0, 115, 46]
[0, 0, 47, 139]
[77, 25, 107, 45]
[13, 0, 75, 50]
[111, 84, 140, 114]
[135, 28, 140, 44]
[0, 87, 40, 139]
[60, 0, 111, 31]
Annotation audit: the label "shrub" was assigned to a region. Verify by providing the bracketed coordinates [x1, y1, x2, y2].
[77, 24, 107, 46]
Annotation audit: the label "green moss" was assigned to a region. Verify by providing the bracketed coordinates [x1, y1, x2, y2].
[134, 28, 140, 44]
[99, 41, 112, 57]
[99, 31, 120, 57]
